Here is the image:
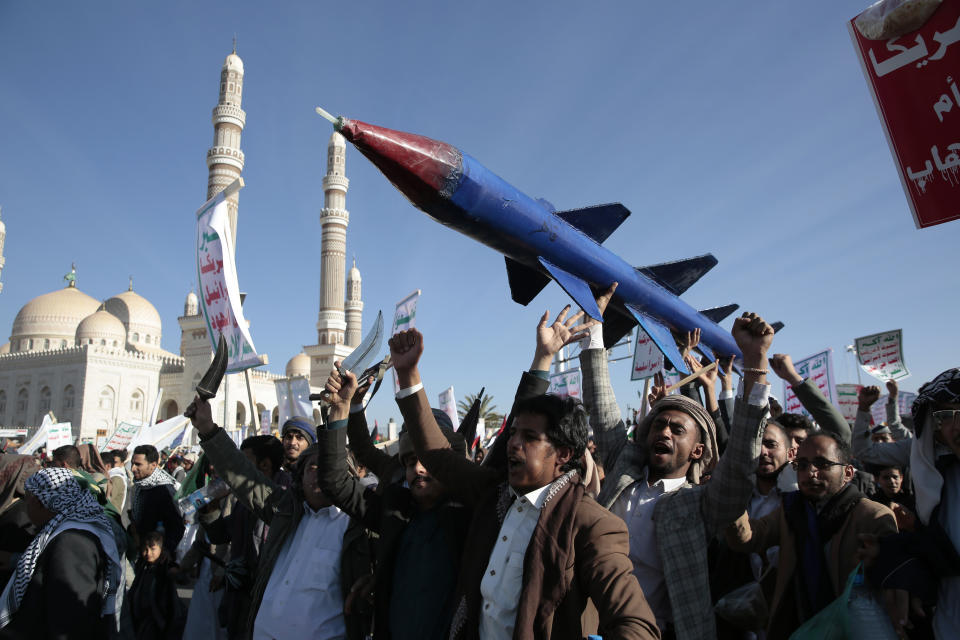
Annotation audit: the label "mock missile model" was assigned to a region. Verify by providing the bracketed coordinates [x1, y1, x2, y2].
[316, 108, 759, 374]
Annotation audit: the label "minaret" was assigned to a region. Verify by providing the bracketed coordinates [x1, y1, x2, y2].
[0, 206, 5, 294]
[206, 45, 245, 250]
[316, 132, 349, 346]
[345, 258, 363, 347]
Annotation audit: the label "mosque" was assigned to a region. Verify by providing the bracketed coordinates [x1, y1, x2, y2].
[0, 47, 364, 445]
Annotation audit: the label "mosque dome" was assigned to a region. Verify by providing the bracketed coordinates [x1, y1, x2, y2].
[285, 352, 311, 378]
[10, 286, 101, 352]
[348, 261, 361, 282]
[184, 290, 199, 317]
[76, 307, 127, 348]
[104, 285, 163, 350]
[224, 52, 244, 74]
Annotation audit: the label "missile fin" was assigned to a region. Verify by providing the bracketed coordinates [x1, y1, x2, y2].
[505, 257, 552, 305]
[553, 203, 631, 244]
[698, 303, 740, 323]
[696, 343, 716, 363]
[601, 301, 639, 349]
[537, 258, 602, 321]
[625, 304, 691, 375]
[772, 321, 785, 333]
[636, 254, 719, 295]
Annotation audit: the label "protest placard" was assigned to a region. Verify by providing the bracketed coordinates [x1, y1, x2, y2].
[783, 350, 836, 418]
[899, 391, 918, 417]
[0, 429, 28, 439]
[631, 327, 663, 381]
[260, 409, 272, 435]
[101, 421, 142, 452]
[854, 329, 910, 381]
[835, 383, 863, 422]
[46, 422, 73, 452]
[196, 186, 260, 372]
[391, 290, 421, 392]
[549, 370, 582, 400]
[438, 386, 459, 428]
[849, 3, 960, 228]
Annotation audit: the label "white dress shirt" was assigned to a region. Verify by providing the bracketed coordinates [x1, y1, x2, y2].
[478, 484, 551, 640]
[253, 503, 351, 640]
[610, 469, 686, 629]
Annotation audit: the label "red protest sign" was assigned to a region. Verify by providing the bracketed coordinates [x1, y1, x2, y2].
[849, 2, 960, 228]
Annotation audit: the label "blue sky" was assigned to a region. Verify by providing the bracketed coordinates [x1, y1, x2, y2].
[1, 1, 957, 427]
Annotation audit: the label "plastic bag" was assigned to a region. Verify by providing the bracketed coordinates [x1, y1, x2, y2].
[855, 0, 942, 40]
[715, 580, 769, 631]
[789, 564, 897, 640]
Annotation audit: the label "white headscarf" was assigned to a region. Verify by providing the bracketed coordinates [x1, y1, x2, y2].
[0, 468, 122, 628]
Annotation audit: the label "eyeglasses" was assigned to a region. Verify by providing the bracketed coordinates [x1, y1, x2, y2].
[933, 410, 960, 430]
[792, 458, 847, 472]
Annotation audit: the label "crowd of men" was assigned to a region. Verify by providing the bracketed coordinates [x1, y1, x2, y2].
[0, 283, 957, 639]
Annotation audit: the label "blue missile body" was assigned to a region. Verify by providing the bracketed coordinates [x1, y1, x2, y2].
[335, 115, 743, 373]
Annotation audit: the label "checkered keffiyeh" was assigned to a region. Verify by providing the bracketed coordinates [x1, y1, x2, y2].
[0, 468, 121, 628]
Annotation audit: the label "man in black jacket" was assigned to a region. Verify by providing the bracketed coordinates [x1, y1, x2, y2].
[130, 444, 183, 556]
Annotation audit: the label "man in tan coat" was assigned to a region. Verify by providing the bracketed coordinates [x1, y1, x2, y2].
[726, 431, 897, 638]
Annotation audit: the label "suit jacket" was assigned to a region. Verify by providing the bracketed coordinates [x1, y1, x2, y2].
[725, 494, 897, 639]
[583, 348, 765, 640]
[398, 379, 659, 640]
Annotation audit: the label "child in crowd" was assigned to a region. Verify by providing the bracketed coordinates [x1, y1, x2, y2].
[128, 531, 186, 640]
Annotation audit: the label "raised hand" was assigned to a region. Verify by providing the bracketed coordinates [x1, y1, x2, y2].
[680, 328, 701, 357]
[769, 353, 803, 386]
[184, 395, 216, 435]
[731, 312, 774, 369]
[324, 363, 358, 421]
[717, 355, 736, 391]
[648, 371, 667, 406]
[886, 378, 899, 400]
[858, 385, 881, 411]
[389, 329, 424, 388]
[594, 281, 618, 318]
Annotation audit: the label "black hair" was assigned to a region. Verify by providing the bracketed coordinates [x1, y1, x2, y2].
[142, 530, 164, 548]
[100, 450, 117, 465]
[803, 431, 853, 464]
[512, 394, 589, 473]
[776, 413, 814, 436]
[133, 444, 160, 463]
[52, 445, 81, 469]
[763, 421, 792, 448]
[241, 435, 284, 474]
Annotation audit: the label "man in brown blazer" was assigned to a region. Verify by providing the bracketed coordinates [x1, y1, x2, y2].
[383, 321, 660, 640]
[726, 431, 897, 638]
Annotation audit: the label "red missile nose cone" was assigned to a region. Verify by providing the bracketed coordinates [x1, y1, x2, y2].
[338, 118, 462, 207]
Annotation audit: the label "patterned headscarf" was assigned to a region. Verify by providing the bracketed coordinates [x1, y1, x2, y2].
[0, 468, 121, 628]
[633, 394, 719, 485]
[912, 367, 960, 436]
[132, 466, 178, 522]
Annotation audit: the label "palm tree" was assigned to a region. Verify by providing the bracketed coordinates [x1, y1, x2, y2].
[457, 392, 500, 429]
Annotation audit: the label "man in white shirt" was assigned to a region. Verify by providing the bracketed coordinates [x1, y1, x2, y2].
[387, 319, 660, 640]
[186, 397, 373, 640]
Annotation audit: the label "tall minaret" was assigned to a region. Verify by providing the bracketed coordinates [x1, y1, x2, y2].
[0, 206, 5, 294]
[345, 258, 363, 347]
[206, 45, 245, 250]
[316, 132, 349, 346]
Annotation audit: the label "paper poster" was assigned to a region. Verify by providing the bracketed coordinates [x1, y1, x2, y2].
[391, 290, 421, 336]
[260, 409, 272, 435]
[438, 386, 459, 428]
[101, 421, 142, 452]
[631, 327, 664, 381]
[855, 329, 910, 381]
[196, 189, 260, 372]
[783, 350, 836, 418]
[0, 429, 28, 438]
[46, 422, 73, 452]
[275, 377, 313, 428]
[549, 370, 582, 400]
[898, 391, 918, 417]
[835, 383, 864, 422]
[849, 2, 960, 228]
[868, 391, 920, 425]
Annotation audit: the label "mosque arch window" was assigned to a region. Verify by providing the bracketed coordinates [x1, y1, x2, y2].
[16, 389, 28, 415]
[98, 387, 115, 412]
[236, 402, 246, 427]
[101, 339, 106, 346]
[0, 391, 6, 418]
[63, 385, 75, 411]
[271, 406, 279, 426]
[28, 339, 33, 350]
[133, 332, 139, 343]
[39, 387, 51, 413]
[130, 389, 143, 412]
[145, 335, 151, 344]
[44, 339, 50, 350]
[61, 340, 67, 349]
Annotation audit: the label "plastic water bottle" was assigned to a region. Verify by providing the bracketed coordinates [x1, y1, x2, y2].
[177, 478, 230, 518]
[847, 572, 898, 640]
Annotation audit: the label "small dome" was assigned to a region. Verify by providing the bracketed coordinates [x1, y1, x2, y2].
[348, 258, 361, 282]
[184, 291, 199, 316]
[285, 352, 311, 378]
[104, 287, 162, 350]
[10, 286, 101, 349]
[224, 52, 244, 74]
[76, 307, 126, 347]
[0, 342, 9, 354]
[329, 131, 346, 148]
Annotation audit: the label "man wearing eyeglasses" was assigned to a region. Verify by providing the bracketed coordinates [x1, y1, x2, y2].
[725, 430, 897, 637]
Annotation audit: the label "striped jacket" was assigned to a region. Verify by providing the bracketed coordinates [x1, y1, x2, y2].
[582, 349, 765, 640]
